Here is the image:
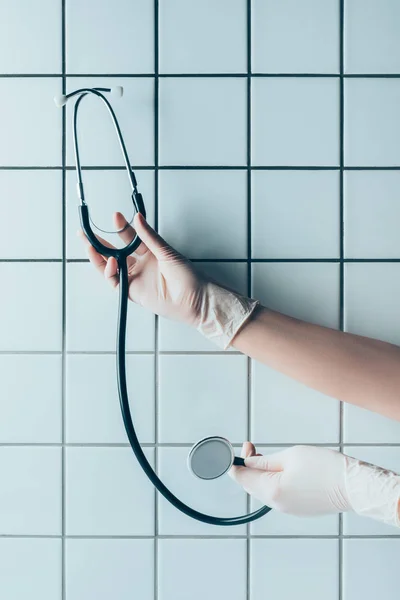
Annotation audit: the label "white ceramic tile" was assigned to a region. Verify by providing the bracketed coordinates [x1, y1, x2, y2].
[66, 539, 154, 600]
[345, 79, 400, 167]
[159, 78, 247, 166]
[158, 262, 248, 351]
[253, 263, 340, 329]
[66, 447, 154, 535]
[66, 263, 154, 351]
[251, 539, 338, 600]
[66, 0, 153, 74]
[0, 78, 61, 166]
[0, 170, 62, 259]
[250, 447, 339, 536]
[158, 539, 246, 600]
[252, 170, 340, 258]
[158, 354, 248, 443]
[159, 0, 246, 74]
[252, 78, 339, 166]
[157, 446, 247, 536]
[66, 78, 154, 167]
[66, 354, 154, 443]
[345, 263, 400, 345]
[250, 539, 339, 600]
[67, 169, 155, 259]
[345, 0, 400, 74]
[0, 539, 61, 600]
[252, 362, 339, 444]
[0, 355, 61, 443]
[344, 171, 400, 258]
[252, 0, 339, 74]
[0, 263, 62, 351]
[343, 446, 400, 535]
[0, 1, 60, 73]
[343, 539, 400, 600]
[0, 447, 61, 535]
[344, 404, 400, 444]
[158, 170, 247, 258]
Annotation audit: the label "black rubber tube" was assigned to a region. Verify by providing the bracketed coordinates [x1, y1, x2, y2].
[116, 257, 272, 526]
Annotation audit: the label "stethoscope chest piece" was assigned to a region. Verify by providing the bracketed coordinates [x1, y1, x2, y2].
[188, 436, 244, 480]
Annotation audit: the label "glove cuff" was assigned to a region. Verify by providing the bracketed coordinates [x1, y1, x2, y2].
[197, 282, 259, 350]
[345, 456, 400, 528]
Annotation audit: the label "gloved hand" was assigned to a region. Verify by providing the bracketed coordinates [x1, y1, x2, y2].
[81, 212, 258, 349]
[230, 442, 400, 528]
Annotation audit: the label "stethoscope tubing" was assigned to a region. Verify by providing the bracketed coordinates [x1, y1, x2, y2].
[74, 87, 271, 525]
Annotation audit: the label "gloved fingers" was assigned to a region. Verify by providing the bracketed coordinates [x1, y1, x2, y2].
[134, 213, 177, 261]
[245, 451, 286, 472]
[113, 212, 148, 257]
[241, 441, 256, 458]
[231, 466, 282, 505]
[85, 245, 118, 289]
[104, 256, 120, 288]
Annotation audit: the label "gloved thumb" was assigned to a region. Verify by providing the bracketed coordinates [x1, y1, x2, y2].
[134, 213, 177, 261]
[245, 452, 285, 472]
[231, 466, 281, 505]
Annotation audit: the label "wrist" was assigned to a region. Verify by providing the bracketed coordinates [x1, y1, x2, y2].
[345, 456, 400, 528]
[196, 282, 259, 350]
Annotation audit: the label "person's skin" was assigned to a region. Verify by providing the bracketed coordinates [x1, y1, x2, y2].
[82, 212, 400, 423]
[80, 213, 400, 526]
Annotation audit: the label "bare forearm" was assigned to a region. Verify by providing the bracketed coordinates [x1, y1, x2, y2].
[233, 306, 400, 421]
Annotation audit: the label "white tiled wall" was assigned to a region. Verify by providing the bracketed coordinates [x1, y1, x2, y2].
[0, 1, 399, 599]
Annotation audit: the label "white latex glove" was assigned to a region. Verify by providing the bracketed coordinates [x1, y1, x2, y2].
[81, 212, 258, 349]
[231, 443, 400, 528]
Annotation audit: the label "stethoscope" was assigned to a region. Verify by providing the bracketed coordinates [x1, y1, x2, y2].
[55, 86, 271, 525]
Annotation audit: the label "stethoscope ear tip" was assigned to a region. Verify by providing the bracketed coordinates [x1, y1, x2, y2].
[54, 94, 67, 108]
[111, 86, 124, 99]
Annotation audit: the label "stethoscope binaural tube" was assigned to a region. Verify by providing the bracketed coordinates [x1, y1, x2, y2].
[57, 87, 271, 526]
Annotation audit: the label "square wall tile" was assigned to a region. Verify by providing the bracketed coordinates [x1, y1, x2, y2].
[251, 539, 338, 600]
[158, 355, 248, 443]
[159, 262, 248, 351]
[66, 78, 154, 167]
[0, 78, 61, 166]
[252, 170, 340, 258]
[250, 446, 339, 536]
[0, 447, 61, 535]
[344, 404, 400, 444]
[345, 263, 400, 345]
[253, 263, 340, 329]
[343, 446, 400, 535]
[252, 78, 339, 166]
[158, 539, 246, 600]
[252, 0, 339, 74]
[66, 263, 154, 351]
[66, 354, 154, 443]
[0, 539, 61, 600]
[66, 447, 154, 535]
[0, 263, 62, 351]
[159, 0, 246, 74]
[157, 447, 247, 536]
[67, 169, 155, 259]
[159, 78, 247, 166]
[0, 170, 62, 259]
[66, 0, 153, 74]
[0, 355, 61, 443]
[252, 362, 339, 444]
[344, 171, 400, 258]
[345, 0, 400, 74]
[159, 170, 247, 259]
[345, 79, 400, 166]
[66, 539, 154, 600]
[0, 0, 61, 73]
[343, 540, 400, 600]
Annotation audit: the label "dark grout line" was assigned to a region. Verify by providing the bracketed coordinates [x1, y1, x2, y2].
[3, 72, 400, 78]
[61, 1, 67, 599]
[3, 258, 400, 264]
[2, 165, 400, 171]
